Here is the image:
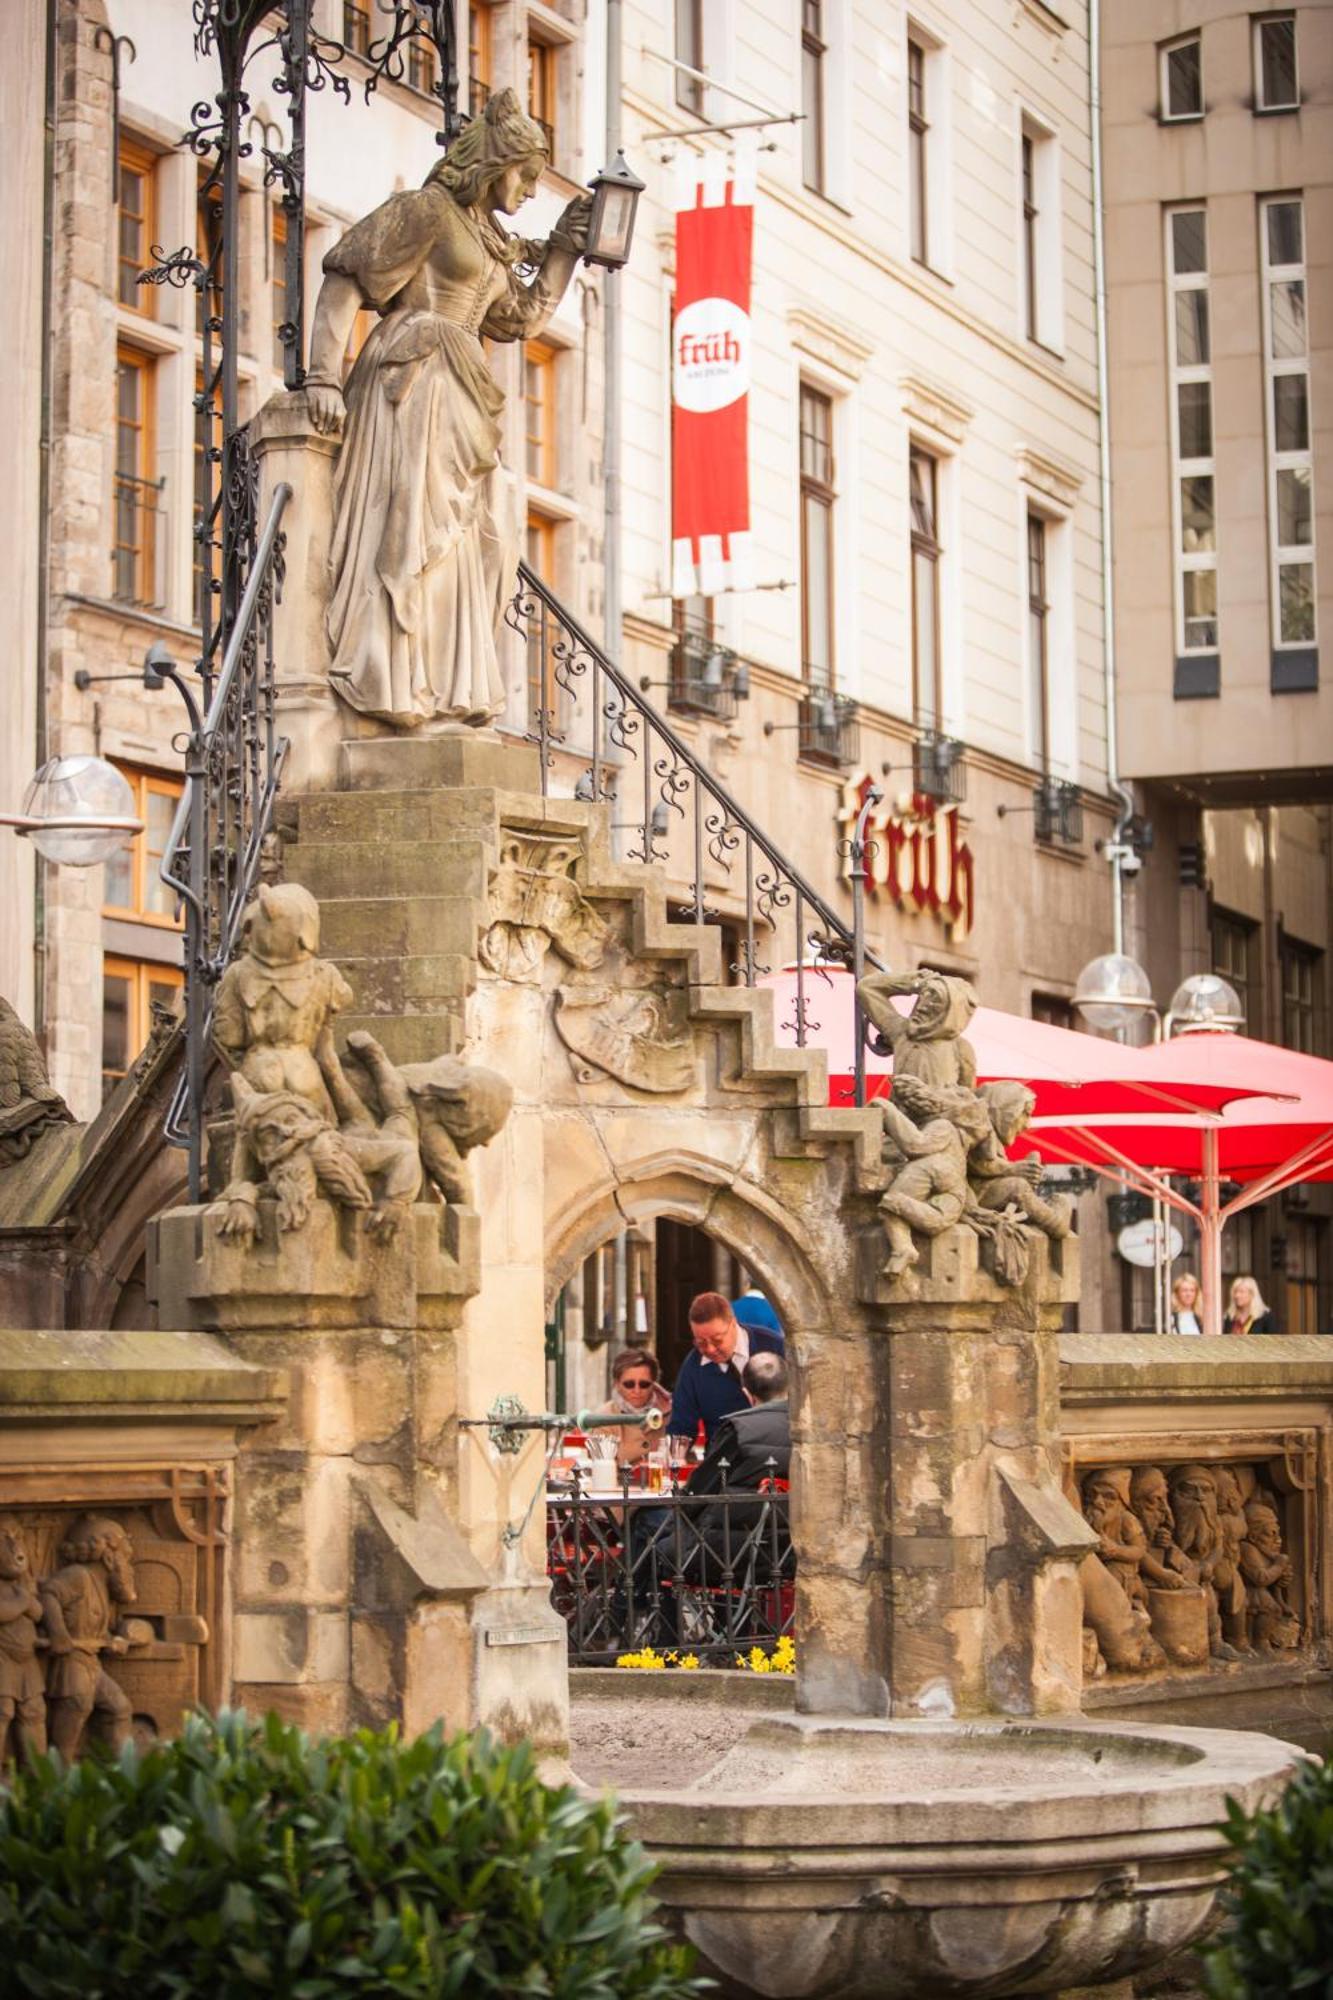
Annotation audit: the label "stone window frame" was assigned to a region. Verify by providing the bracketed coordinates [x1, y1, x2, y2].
[1165, 205, 1219, 659]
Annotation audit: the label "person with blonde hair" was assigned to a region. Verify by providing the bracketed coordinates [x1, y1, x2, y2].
[1170, 1271, 1204, 1336]
[1226, 1274, 1277, 1336]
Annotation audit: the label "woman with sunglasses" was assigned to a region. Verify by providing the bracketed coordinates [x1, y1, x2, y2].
[598, 1348, 672, 1465]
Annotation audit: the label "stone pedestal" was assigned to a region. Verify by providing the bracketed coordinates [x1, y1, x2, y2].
[862, 1226, 1092, 1717]
[149, 1197, 568, 1748]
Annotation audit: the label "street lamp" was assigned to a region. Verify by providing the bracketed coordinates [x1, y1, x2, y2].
[1, 755, 142, 864]
[1165, 972, 1244, 1036]
[1071, 951, 1158, 1037]
[581, 151, 646, 269]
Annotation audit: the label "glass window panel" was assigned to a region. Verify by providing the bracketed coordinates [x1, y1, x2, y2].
[1259, 17, 1297, 107]
[147, 976, 183, 1020]
[103, 843, 133, 910]
[1276, 466, 1312, 548]
[1170, 209, 1207, 275]
[1273, 372, 1310, 453]
[802, 493, 832, 684]
[1182, 568, 1218, 648]
[909, 452, 935, 539]
[912, 545, 938, 720]
[144, 788, 179, 917]
[1266, 200, 1302, 268]
[1174, 288, 1210, 366]
[1180, 475, 1215, 553]
[1177, 380, 1213, 459]
[1166, 39, 1202, 117]
[102, 973, 131, 1077]
[802, 44, 823, 190]
[1279, 563, 1314, 643]
[1269, 280, 1307, 359]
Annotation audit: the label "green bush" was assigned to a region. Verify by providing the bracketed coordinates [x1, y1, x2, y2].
[1202, 1752, 1333, 1999]
[0, 1710, 705, 2000]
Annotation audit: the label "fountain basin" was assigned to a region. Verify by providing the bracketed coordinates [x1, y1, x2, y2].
[619, 1715, 1304, 1999]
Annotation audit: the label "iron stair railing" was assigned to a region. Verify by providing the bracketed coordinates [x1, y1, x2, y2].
[508, 560, 883, 1100]
[160, 482, 293, 1200]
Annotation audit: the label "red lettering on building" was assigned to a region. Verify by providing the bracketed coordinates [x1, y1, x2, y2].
[836, 772, 975, 941]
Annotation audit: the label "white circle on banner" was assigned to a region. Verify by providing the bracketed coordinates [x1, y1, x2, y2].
[673, 297, 751, 413]
[1116, 1219, 1184, 1268]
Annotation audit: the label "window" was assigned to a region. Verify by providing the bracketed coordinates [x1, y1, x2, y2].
[343, 3, 370, 56]
[526, 513, 558, 724]
[1282, 1218, 1323, 1337]
[1280, 935, 1322, 1053]
[1018, 119, 1060, 349]
[103, 767, 184, 927]
[271, 205, 288, 371]
[1261, 197, 1317, 651]
[113, 346, 163, 608]
[799, 384, 835, 691]
[1160, 34, 1203, 120]
[1026, 512, 1050, 770]
[909, 447, 941, 727]
[908, 38, 929, 263]
[1167, 207, 1218, 655]
[523, 341, 556, 487]
[408, 34, 437, 98]
[196, 170, 223, 339]
[102, 958, 184, 1101]
[527, 33, 557, 158]
[675, 0, 704, 116]
[117, 136, 156, 315]
[1254, 13, 1298, 110]
[1211, 907, 1256, 1028]
[1031, 991, 1074, 1029]
[193, 370, 220, 629]
[468, 3, 493, 116]
[801, 0, 826, 193]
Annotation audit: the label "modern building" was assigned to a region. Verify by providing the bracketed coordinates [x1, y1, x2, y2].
[1102, 0, 1331, 1333]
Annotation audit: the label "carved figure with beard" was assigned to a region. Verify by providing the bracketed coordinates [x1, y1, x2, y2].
[39, 1516, 138, 1759]
[1170, 1465, 1244, 1659]
[1241, 1503, 1301, 1651]
[1128, 1466, 1193, 1592]
[1213, 1466, 1254, 1650]
[0, 1527, 46, 1762]
[876, 1087, 991, 1279]
[1082, 1468, 1149, 1609]
[214, 1075, 421, 1241]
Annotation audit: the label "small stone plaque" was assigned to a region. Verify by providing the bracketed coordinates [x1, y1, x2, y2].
[485, 1624, 561, 1648]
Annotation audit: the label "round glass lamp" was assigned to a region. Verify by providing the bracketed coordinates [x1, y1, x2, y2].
[1167, 972, 1244, 1035]
[1072, 952, 1156, 1034]
[19, 755, 137, 865]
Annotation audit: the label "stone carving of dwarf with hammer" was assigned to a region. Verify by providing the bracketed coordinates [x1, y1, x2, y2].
[39, 1515, 139, 1760]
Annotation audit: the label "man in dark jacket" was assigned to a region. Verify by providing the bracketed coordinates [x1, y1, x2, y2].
[687, 1352, 791, 1497]
[667, 1291, 785, 1449]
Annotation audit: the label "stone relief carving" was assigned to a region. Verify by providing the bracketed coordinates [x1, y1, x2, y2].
[0, 1473, 223, 1764]
[479, 833, 610, 982]
[304, 91, 593, 729]
[0, 995, 74, 1168]
[210, 885, 510, 1238]
[553, 983, 695, 1093]
[1077, 1457, 1306, 1680]
[859, 971, 1072, 1289]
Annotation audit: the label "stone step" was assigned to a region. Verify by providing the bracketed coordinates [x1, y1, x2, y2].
[289, 787, 504, 848]
[288, 841, 488, 904]
[340, 733, 541, 795]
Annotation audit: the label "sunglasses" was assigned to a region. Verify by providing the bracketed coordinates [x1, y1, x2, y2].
[620, 1376, 653, 1389]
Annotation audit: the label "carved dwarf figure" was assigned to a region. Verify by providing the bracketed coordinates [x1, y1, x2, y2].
[857, 968, 979, 1109]
[1170, 1465, 1244, 1659]
[0, 1527, 47, 1763]
[213, 884, 365, 1128]
[344, 1032, 513, 1208]
[876, 1087, 991, 1278]
[1241, 1503, 1301, 1651]
[1128, 1466, 1193, 1594]
[40, 1516, 138, 1760]
[1080, 1552, 1166, 1674]
[969, 1083, 1074, 1241]
[1082, 1468, 1150, 1609]
[1213, 1466, 1254, 1651]
[215, 1072, 421, 1242]
[0, 994, 74, 1167]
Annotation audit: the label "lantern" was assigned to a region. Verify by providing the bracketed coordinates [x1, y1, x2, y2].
[582, 151, 646, 270]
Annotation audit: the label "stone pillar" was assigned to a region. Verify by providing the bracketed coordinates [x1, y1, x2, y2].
[860, 1224, 1093, 1717]
[149, 1194, 569, 1749]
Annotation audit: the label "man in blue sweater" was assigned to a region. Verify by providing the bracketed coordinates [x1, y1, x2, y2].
[667, 1290, 785, 1449]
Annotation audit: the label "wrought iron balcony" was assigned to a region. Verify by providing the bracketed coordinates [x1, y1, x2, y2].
[912, 729, 967, 806]
[1033, 776, 1084, 847]
[666, 632, 748, 722]
[797, 688, 859, 768]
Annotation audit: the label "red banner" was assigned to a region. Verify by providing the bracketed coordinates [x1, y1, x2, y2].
[671, 150, 755, 596]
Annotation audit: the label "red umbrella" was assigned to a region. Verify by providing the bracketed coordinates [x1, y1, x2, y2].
[1023, 1034, 1333, 1337]
[759, 966, 1267, 1119]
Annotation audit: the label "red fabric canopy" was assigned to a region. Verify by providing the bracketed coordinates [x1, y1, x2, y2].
[759, 966, 1267, 1119]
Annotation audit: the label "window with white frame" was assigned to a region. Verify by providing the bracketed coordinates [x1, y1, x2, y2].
[1018, 116, 1061, 350]
[908, 36, 929, 263]
[1026, 510, 1051, 771]
[909, 446, 942, 727]
[1254, 13, 1298, 111]
[906, 26, 948, 272]
[1160, 32, 1203, 119]
[1166, 206, 1218, 655]
[801, 1, 827, 193]
[1260, 196, 1316, 651]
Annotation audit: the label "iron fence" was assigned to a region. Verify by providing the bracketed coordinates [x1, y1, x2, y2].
[546, 1466, 794, 1666]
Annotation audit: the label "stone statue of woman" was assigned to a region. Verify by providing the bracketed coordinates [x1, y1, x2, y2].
[304, 91, 591, 729]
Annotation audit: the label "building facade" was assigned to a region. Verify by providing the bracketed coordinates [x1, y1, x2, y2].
[1103, 0, 1332, 1335]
